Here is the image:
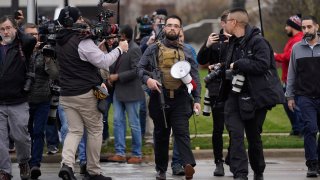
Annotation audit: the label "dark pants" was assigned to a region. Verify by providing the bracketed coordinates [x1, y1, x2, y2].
[225, 93, 267, 178]
[149, 90, 195, 173]
[210, 102, 225, 163]
[28, 101, 51, 167]
[283, 86, 303, 134]
[296, 96, 320, 164]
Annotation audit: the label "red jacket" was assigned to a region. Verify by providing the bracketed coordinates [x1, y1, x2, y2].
[274, 32, 303, 83]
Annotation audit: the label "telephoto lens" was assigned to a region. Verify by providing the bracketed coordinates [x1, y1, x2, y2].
[202, 89, 212, 116]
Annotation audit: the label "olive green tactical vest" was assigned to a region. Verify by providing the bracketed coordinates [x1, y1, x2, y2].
[157, 42, 185, 97]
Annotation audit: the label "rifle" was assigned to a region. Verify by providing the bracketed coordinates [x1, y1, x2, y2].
[151, 49, 168, 128]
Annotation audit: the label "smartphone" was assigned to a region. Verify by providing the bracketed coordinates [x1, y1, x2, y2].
[218, 34, 228, 42]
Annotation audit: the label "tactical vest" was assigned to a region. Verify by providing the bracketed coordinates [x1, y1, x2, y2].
[157, 42, 185, 97]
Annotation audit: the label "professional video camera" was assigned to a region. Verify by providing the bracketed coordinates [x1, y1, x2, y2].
[93, 0, 120, 41]
[136, 15, 153, 39]
[38, 17, 62, 58]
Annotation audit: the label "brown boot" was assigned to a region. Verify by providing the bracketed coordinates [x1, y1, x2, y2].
[107, 155, 126, 163]
[184, 164, 195, 179]
[127, 157, 142, 164]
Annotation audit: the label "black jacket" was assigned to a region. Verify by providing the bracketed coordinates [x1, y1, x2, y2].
[0, 30, 36, 105]
[197, 29, 230, 103]
[227, 25, 285, 109]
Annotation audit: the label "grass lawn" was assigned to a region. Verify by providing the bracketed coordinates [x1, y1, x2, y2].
[103, 68, 296, 153]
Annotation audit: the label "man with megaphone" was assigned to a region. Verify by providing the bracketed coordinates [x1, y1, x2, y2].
[138, 15, 201, 180]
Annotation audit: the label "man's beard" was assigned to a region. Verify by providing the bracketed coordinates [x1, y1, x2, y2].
[1, 36, 14, 45]
[287, 31, 293, 37]
[166, 31, 179, 41]
[304, 31, 317, 41]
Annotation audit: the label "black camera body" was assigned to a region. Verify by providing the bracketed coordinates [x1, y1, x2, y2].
[204, 64, 223, 83]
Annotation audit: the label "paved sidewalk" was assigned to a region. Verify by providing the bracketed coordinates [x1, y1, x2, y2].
[9, 157, 311, 180]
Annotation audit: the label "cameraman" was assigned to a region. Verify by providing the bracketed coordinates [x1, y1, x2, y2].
[55, 6, 128, 180]
[223, 8, 284, 180]
[140, 8, 167, 53]
[197, 10, 230, 177]
[23, 23, 59, 180]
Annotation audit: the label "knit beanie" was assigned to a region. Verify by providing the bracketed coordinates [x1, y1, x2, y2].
[286, 14, 302, 31]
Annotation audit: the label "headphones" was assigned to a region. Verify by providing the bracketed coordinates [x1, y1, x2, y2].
[63, 6, 74, 27]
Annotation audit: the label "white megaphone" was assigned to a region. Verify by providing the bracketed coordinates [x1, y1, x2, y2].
[170, 60, 193, 94]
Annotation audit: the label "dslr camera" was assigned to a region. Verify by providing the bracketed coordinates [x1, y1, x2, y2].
[225, 69, 245, 93]
[204, 64, 223, 83]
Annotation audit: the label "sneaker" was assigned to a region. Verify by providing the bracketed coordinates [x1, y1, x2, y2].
[127, 157, 142, 164]
[214, 162, 225, 176]
[107, 155, 126, 163]
[172, 163, 185, 176]
[19, 163, 30, 180]
[184, 164, 195, 180]
[0, 170, 12, 180]
[156, 171, 166, 180]
[47, 146, 59, 155]
[307, 166, 318, 177]
[83, 174, 112, 180]
[253, 173, 264, 180]
[58, 164, 76, 180]
[30, 166, 41, 179]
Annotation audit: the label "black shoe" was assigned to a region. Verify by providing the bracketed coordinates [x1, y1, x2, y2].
[79, 163, 87, 175]
[0, 170, 12, 180]
[172, 164, 185, 176]
[307, 166, 318, 177]
[19, 163, 30, 180]
[234, 175, 248, 180]
[156, 171, 166, 180]
[83, 174, 112, 180]
[30, 166, 41, 179]
[58, 164, 77, 180]
[214, 162, 225, 176]
[254, 173, 264, 180]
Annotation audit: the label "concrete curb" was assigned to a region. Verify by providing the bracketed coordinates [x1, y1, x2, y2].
[10, 148, 304, 163]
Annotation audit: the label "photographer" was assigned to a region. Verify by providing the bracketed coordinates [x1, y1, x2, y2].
[23, 23, 59, 180]
[223, 8, 284, 180]
[55, 6, 128, 180]
[197, 10, 231, 177]
[0, 16, 36, 180]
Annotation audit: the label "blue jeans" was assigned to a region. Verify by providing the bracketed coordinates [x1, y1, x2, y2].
[58, 105, 68, 145]
[113, 94, 142, 157]
[297, 96, 320, 162]
[45, 112, 60, 148]
[28, 101, 50, 167]
[78, 130, 87, 165]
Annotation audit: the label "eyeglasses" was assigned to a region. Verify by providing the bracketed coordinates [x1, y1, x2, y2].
[165, 24, 181, 29]
[0, 26, 14, 32]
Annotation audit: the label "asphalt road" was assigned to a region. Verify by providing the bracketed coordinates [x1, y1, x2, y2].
[9, 157, 311, 180]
